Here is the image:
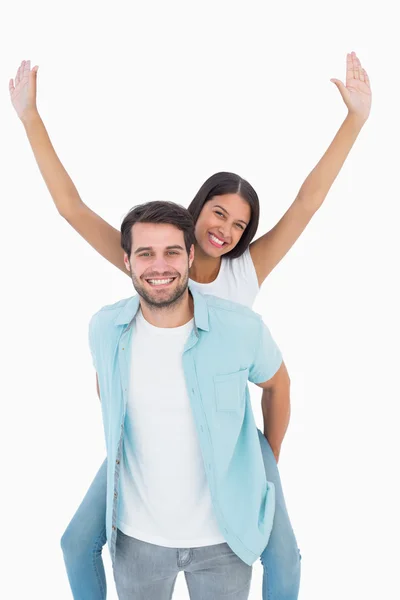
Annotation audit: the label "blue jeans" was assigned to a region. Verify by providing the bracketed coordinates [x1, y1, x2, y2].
[61, 430, 301, 599]
[114, 530, 252, 599]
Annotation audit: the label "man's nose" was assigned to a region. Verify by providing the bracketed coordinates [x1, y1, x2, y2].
[151, 256, 171, 271]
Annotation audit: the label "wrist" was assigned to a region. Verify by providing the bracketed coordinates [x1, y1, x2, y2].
[21, 109, 41, 128]
[345, 111, 367, 131]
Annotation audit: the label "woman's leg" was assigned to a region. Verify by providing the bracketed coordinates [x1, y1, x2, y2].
[258, 430, 301, 600]
[61, 458, 108, 600]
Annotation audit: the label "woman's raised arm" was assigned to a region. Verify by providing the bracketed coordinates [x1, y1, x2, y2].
[10, 60, 127, 275]
[250, 52, 372, 286]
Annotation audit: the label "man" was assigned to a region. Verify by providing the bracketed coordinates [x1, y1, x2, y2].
[89, 200, 290, 599]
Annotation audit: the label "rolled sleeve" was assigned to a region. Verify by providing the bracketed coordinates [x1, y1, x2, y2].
[248, 320, 283, 384]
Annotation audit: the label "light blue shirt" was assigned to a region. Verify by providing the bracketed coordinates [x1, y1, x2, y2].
[89, 285, 283, 565]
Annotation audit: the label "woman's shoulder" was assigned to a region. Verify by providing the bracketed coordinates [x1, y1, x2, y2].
[223, 246, 257, 280]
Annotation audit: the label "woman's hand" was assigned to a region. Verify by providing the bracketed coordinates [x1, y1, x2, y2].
[330, 51, 372, 124]
[9, 59, 39, 123]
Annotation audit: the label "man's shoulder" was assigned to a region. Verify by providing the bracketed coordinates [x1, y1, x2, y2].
[90, 295, 136, 329]
[202, 293, 262, 325]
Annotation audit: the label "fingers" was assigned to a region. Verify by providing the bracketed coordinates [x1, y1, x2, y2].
[15, 59, 26, 86]
[347, 51, 370, 85]
[10, 59, 31, 95]
[16, 63, 22, 86]
[24, 60, 31, 80]
[354, 53, 363, 81]
[352, 52, 361, 80]
[346, 51, 360, 81]
[346, 52, 353, 81]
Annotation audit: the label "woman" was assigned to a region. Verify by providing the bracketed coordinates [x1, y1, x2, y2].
[9, 53, 371, 600]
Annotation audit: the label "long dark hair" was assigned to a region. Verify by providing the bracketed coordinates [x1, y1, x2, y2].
[187, 172, 260, 259]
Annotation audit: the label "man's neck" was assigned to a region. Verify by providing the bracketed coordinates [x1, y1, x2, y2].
[140, 289, 194, 329]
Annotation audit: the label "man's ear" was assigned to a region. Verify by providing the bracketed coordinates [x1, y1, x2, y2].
[189, 244, 195, 268]
[124, 253, 131, 272]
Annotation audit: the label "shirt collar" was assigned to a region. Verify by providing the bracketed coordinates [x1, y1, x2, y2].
[113, 283, 209, 332]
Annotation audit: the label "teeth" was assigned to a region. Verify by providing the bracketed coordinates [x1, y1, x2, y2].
[147, 279, 174, 285]
[210, 233, 224, 246]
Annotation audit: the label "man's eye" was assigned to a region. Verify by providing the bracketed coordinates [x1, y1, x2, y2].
[140, 253, 151, 257]
[167, 251, 178, 255]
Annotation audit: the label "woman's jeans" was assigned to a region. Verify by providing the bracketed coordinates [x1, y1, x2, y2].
[61, 430, 301, 599]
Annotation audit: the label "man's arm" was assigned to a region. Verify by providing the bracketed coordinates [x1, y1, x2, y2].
[255, 361, 291, 463]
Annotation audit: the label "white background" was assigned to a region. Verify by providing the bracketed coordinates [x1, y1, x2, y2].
[1, 1, 399, 598]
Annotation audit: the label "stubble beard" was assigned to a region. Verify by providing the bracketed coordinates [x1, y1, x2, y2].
[130, 268, 189, 311]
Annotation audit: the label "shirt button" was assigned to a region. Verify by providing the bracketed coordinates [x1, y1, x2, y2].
[114, 491, 118, 499]
[112, 525, 116, 531]
[116, 459, 120, 465]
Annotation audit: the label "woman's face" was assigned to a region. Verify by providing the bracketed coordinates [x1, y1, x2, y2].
[194, 193, 251, 258]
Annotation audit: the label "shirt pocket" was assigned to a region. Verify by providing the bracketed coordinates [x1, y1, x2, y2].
[213, 367, 249, 414]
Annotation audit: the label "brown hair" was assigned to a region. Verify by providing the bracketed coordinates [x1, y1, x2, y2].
[121, 201, 196, 256]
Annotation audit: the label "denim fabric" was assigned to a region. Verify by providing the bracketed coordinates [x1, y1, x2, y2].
[61, 459, 108, 599]
[61, 431, 300, 599]
[113, 530, 252, 599]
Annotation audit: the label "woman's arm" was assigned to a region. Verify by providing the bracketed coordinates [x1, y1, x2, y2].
[10, 60, 127, 275]
[250, 51, 372, 286]
[257, 361, 291, 463]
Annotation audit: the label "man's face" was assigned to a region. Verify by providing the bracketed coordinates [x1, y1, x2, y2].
[124, 222, 194, 308]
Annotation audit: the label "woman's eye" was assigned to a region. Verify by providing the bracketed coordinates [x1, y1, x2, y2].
[215, 211, 224, 217]
[236, 223, 245, 230]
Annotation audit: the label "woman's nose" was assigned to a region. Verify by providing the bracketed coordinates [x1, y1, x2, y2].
[218, 225, 231, 241]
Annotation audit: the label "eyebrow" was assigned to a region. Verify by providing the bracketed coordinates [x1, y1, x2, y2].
[134, 245, 185, 255]
[213, 204, 249, 226]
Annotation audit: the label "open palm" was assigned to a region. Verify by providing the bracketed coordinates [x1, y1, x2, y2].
[331, 52, 372, 122]
[9, 59, 38, 121]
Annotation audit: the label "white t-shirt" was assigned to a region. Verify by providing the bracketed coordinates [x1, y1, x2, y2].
[118, 309, 226, 548]
[189, 247, 259, 308]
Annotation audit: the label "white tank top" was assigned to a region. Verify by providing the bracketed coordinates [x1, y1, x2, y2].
[188, 247, 259, 308]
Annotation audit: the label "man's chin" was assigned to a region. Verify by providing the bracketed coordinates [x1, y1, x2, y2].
[146, 292, 176, 307]
[137, 283, 187, 308]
